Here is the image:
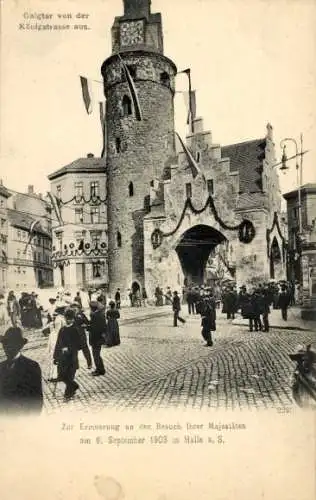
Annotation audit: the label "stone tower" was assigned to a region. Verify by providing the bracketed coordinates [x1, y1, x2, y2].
[101, 0, 177, 294]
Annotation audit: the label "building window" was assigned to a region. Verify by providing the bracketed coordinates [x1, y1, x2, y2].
[90, 207, 100, 224]
[16, 249, 21, 259]
[117, 231, 122, 248]
[196, 151, 201, 163]
[74, 182, 84, 200]
[129, 182, 134, 197]
[0, 218, 5, 228]
[17, 229, 21, 240]
[90, 181, 99, 198]
[91, 231, 101, 247]
[115, 138, 121, 153]
[122, 95, 132, 116]
[56, 232, 63, 251]
[207, 179, 214, 195]
[0, 200, 3, 208]
[185, 183, 192, 198]
[56, 185, 62, 199]
[293, 207, 299, 220]
[160, 72, 170, 87]
[75, 208, 84, 224]
[92, 261, 102, 278]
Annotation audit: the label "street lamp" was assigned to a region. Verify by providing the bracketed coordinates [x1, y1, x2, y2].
[279, 134, 304, 235]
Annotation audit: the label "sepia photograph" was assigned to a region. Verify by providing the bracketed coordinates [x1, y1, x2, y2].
[0, 0, 315, 498]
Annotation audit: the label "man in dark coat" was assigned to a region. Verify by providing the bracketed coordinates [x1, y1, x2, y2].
[199, 289, 216, 347]
[249, 289, 263, 332]
[88, 302, 106, 376]
[172, 291, 186, 327]
[53, 308, 83, 400]
[70, 303, 92, 370]
[0, 327, 43, 414]
[278, 285, 290, 321]
[187, 287, 195, 315]
[261, 287, 272, 332]
[114, 289, 121, 309]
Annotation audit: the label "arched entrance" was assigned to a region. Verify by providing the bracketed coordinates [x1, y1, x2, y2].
[270, 237, 282, 279]
[131, 281, 140, 294]
[175, 225, 227, 286]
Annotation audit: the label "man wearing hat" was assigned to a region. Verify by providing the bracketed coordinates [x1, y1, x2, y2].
[0, 327, 43, 414]
[53, 308, 83, 400]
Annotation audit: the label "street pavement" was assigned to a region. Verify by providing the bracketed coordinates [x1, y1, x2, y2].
[4, 306, 315, 414]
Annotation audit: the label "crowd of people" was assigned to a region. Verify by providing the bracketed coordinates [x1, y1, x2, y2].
[0, 278, 301, 412]
[0, 289, 121, 410]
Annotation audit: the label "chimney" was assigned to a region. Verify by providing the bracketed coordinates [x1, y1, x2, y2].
[87, 153, 94, 158]
[28, 185, 34, 194]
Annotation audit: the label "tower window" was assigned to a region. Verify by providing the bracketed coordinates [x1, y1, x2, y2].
[128, 182, 134, 197]
[122, 95, 132, 116]
[207, 179, 214, 195]
[115, 138, 121, 153]
[117, 231, 122, 248]
[185, 183, 192, 198]
[160, 72, 170, 87]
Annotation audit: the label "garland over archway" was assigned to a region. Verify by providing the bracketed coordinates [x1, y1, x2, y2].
[151, 195, 256, 249]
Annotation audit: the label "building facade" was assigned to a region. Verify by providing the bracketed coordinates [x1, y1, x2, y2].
[48, 154, 107, 290]
[284, 183, 316, 318]
[102, 0, 286, 296]
[5, 185, 53, 290]
[0, 181, 11, 290]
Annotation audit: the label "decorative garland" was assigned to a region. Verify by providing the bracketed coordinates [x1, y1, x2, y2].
[151, 195, 256, 249]
[60, 194, 107, 206]
[52, 240, 107, 260]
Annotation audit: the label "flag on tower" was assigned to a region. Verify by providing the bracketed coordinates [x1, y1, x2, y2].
[47, 192, 63, 226]
[175, 132, 206, 183]
[79, 76, 93, 114]
[118, 54, 142, 121]
[99, 101, 107, 157]
[183, 90, 196, 125]
[23, 219, 42, 254]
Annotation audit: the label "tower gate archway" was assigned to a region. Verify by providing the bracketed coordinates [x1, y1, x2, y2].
[175, 224, 227, 286]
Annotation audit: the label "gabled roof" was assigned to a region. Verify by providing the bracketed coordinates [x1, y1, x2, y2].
[48, 157, 106, 181]
[222, 138, 266, 193]
[0, 184, 12, 199]
[7, 209, 50, 237]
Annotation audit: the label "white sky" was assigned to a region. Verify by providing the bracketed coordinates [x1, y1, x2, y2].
[1, 0, 316, 198]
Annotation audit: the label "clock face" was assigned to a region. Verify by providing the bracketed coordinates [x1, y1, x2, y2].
[120, 20, 144, 47]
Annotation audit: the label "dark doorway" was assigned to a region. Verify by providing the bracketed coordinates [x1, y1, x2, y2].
[270, 237, 282, 279]
[175, 224, 226, 286]
[131, 281, 140, 294]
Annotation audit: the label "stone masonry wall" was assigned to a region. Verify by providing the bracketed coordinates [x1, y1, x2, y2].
[103, 52, 177, 293]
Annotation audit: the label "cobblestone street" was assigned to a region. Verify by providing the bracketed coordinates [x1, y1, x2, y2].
[7, 308, 313, 414]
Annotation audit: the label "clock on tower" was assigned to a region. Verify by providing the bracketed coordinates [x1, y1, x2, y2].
[120, 20, 145, 47]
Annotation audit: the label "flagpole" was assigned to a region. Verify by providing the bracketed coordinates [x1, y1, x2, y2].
[188, 70, 194, 134]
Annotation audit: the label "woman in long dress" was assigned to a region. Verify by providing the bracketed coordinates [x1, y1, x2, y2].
[45, 305, 66, 382]
[105, 301, 120, 347]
